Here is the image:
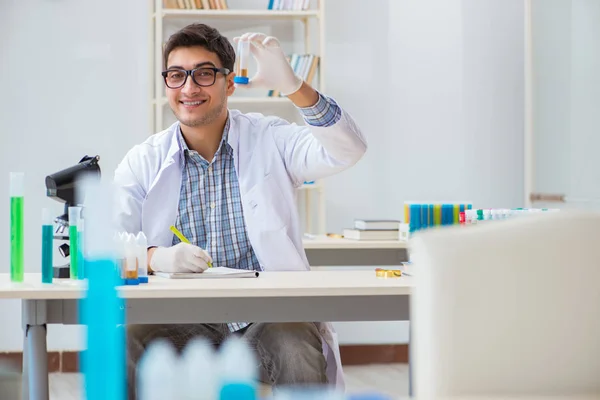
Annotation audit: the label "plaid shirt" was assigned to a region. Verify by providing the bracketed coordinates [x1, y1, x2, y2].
[173, 91, 341, 332]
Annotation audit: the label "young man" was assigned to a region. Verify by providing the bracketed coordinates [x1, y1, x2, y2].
[113, 23, 366, 397]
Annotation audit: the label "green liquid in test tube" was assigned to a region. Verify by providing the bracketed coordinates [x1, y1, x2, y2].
[77, 219, 85, 279]
[69, 206, 82, 280]
[10, 172, 24, 283]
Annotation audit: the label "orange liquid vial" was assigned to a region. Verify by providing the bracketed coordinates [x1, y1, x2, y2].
[125, 259, 138, 279]
[234, 39, 250, 84]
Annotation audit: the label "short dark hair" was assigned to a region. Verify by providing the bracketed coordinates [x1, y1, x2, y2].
[163, 23, 235, 72]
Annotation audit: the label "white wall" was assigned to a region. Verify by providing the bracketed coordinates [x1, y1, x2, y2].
[0, 0, 150, 350]
[317, 0, 406, 345]
[531, 0, 572, 198]
[384, 0, 524, 212]
[532, 0, 600, 206]
[0, 0, 526, 351]
[332, 0, 525, 344]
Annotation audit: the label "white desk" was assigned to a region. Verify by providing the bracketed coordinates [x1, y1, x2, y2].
[302, 236, 408, 266]
[0, 271, 413, 400]
[302, 236, 407, 250]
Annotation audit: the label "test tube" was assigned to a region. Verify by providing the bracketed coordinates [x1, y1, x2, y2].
[483, 209, 491, 220]
[41, 208, 53, 284]
[420, 203, 428, 229]
[124, 234, 139, 285]
[441, 204, 451, 225]
[68, 206, 82, 280]
[453, 204, 460, 224]
[433, 203, 442, 226]
[477, 209, 484, 221]
[10, 172, 24, 283]
[233, 39, 250, 84]
[409, 203, 421, 233]
[77, 219, 85, 279]
[135, 232, 148, 284]
[427, 204, 433, 227]
[113, 232, 126, 283]
[469, 210, 478, 225]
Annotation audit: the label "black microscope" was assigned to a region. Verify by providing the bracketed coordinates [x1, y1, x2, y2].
[45, 155, 101, 278]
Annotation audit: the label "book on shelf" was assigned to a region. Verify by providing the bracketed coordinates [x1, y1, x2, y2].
[342, 229, 399, 241]
[354, 219, 401, 231]
[163, 0, 310, 10]
[162, 0, 228, 9]
[268, 54, 319, 97]
[268, 0, 311, 10]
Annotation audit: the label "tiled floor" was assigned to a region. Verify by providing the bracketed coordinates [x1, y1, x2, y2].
[49, 363, 409, 399]
[343, 363, 409, 398]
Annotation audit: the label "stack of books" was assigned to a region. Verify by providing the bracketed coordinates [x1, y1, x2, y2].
[162, 0, 228, 9]
[342, 220, 401, 241]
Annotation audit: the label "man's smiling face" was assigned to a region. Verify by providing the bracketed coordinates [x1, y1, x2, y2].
[164, 46, 234, 128]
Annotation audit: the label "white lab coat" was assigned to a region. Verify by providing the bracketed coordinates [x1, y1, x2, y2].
[113, 106, 367, 390]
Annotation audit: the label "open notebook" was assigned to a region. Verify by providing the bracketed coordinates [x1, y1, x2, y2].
[153, 266, 259, 279]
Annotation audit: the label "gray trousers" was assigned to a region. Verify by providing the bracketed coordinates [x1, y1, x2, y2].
[126, 322, 328, 399]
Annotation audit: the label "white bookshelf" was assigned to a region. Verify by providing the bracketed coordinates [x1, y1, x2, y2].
[150, 0, 326, 234]
[158, 9, 320, 18]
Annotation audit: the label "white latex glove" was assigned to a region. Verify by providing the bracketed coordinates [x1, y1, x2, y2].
[233, 32, 303, 96]
[149, 243, 212, 273]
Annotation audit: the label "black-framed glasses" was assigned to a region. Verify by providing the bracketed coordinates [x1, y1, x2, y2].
[161, 67, 230, 89]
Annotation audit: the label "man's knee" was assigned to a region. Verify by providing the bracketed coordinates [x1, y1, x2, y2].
[259, 323, 321, 351]
[126, 325, 158, 360]
[127, 324, 155, 342]
[126, 324, 224, 400]
[256, 323, 327, 385]
[126, 325, 161, 400]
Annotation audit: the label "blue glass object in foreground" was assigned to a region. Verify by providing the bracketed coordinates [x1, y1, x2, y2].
[80, 258, 125, 400]
[77, 230, 85, 279]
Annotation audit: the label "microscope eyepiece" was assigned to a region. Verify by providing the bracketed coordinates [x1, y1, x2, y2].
[45, 155, 101, 207]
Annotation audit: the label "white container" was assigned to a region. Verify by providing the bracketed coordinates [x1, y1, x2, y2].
[137, 339, 179, 400]
[218, 336, 258, 400]
[180, 338, 217, 399]
[135, 232, 149, 283]
[124, 234, 139, 285]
